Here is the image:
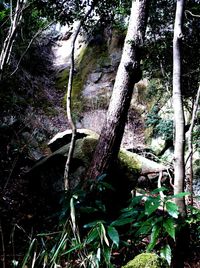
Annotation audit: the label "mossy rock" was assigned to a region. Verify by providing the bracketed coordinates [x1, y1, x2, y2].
[122, 253, 169, 268]
[119, 150, 142, 179]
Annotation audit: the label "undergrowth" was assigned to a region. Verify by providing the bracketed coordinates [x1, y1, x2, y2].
[13, 179, 200, 268]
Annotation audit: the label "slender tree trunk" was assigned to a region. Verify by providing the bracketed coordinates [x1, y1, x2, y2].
[87, 0, 149, 180]
[172, 2, 189, 267]
[173, 0, 186, 216]
[187, 85, 200, 205]
[64, 5, 93, 190]
[0, 0, 27, 80]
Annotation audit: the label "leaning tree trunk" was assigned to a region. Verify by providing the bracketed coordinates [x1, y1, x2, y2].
[87, 0, 149, 180]
[173, 0, 186, 216]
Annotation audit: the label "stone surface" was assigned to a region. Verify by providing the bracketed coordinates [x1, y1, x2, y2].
[122, 253, 169, 268]
[150, 136, 167, 156]
[48, 128, 99, 152]
[28, 132, 168, 202]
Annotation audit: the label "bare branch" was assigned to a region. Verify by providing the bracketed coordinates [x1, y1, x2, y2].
[11, 21, 54, 76]
[185, 10, 200, 18]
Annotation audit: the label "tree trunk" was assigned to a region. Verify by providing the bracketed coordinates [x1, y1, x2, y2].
[87, 0, 149, 180]
[186, 85, 200, 205]
[0, 0, 27, 80]
[173, 0, 186, 216]
[64, 4, 93, 190]
[172, 1, 188, 267]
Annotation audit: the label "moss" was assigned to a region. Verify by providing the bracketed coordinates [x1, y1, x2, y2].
[118, 150, 142, 176]
[122, 253, 169, 268]
[77, 136, 98, 165]
[56, 42, 110, 117]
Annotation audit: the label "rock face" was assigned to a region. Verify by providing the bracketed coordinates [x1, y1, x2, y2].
[122, 253, 169, 268]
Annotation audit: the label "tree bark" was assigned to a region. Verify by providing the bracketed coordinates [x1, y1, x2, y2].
[64, 5, 93, 190]
[0, 0, 27, 80]
[172, 1, 188, 267]
[186, 85, 200, 205]
[87, 0, 149, 180]
[173, 0, 186, 216]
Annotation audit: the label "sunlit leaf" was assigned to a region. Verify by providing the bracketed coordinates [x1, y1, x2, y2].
[165, 201, 179, 218]
[86, 228, 99, 244]
[147, 224, 160, 251]
[84, 220, 105, 228]
[170, 192, 190, 199]
[163, 218, 175, 240]
[107, 226, 119, 247]
[96, 247, 101, 262]
[160, 244, 172, 266]
[145, 198, 160, 215]
[100, 223, 109, 246]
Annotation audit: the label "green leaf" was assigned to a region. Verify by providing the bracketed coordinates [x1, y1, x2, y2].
[86, 228, 99, 244]
[61, 243, 83, 255]
[165, 201, 179, 218]
[100, 223, 109, 246]
[160, 244, 172, 266]
[103, 246, 112, 265]
[107, 226, 119, 247]
[130, 195, 143, 206]
[84, 220, 105, 228]
[100, 182, 115, 191]
[79, 206, 98, 213]
[163, 218, 175, 240]
[147, 224, 160, 251]
[170, 192, 190, 199]
[110, 217, 133, 227]
[135, 222, 151, 236]
[145, 198, 160, 215]
[121, 210, 138, 219]
[96, 247, 101, 262]
[21, 238, 37, 268]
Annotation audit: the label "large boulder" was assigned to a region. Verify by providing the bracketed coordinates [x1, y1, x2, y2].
[48, 128, 99, 152]
[27, 130, 168, 198]
[122, 253, 169, 268]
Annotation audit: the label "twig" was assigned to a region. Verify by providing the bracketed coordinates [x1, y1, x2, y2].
[166, 168, 174, 188]
[157, 171, 165, 200]
[11, 21, 54, 76]
[0, 221, 6, 268]
[185, 10, 200, 18]
[3, 156, 19, 191]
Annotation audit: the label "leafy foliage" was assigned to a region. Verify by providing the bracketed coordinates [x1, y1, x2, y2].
[146, 106, 173, 141]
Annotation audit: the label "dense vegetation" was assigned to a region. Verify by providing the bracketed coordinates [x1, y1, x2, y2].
[0, 0, 200, 267]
